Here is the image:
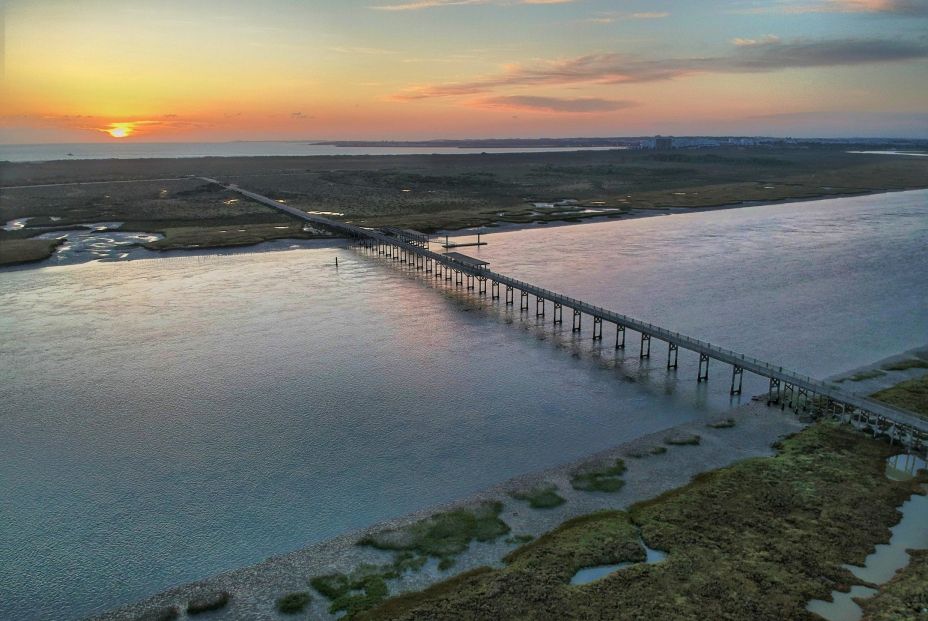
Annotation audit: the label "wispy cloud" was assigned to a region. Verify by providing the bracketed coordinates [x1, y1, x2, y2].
[578, 10, 670, 23]
[729, 0, 928, 15]
[371, 0, 576, 10]
[392, 37, 928, 99]
[327, 45, 399, 55]
[477, 95, 636, 112]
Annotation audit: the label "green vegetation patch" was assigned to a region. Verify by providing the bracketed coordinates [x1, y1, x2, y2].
[849, 369, 887, 382]
[860, 548, 928, 621]
[359, 424, 925, 620]
[707, 418, 736, 429]
[311, 566, 389, 619]
[276, 591, 312, 615]
[186, 591, 230, 615]
[664, 433, 701, 446]
[358, 501, 510, 563]
[628, 445, 668, 459]
[0, 238, 64, 267]
[570, 459, 626, 492]
[882, 358, 928, 372]
[872, 374, 928, 418]
[510, 483, 566, 508]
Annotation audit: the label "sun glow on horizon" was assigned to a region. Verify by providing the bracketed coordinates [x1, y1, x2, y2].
[103, 123, 135, 138]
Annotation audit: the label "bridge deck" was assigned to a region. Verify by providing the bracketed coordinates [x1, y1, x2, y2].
[203, 178, 928, 435]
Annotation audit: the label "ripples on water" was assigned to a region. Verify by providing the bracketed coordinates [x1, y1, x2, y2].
[1, 190, 926, 620]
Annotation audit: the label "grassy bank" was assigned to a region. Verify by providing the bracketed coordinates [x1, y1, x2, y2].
[359, 423, 925, 620]
[872, 375, 928, 419]
[0, 237, 63, 266]
[2, 147, 926, 266]
[0, 178, 330, 266]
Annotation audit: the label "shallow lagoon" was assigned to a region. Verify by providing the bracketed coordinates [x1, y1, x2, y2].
[1, 190, 926, 620]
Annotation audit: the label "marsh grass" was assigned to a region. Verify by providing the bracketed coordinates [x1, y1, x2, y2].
[872, 375, 928, 418]
[310, 566, 390, 619]
[186, 591, 230, 615]
[276, 591, 311, 615]
[664, 433, 701, 446]
[849, 369, 887, 382]
[570, 459, 626, 492]
[628, 446, 668, 458]
[510, 483, 566, 508]
[882, 358, 928, 372]
[358, 501, 510, 562]
[359, 424, 926, 620]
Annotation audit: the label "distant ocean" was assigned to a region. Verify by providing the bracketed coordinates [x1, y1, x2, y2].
[0, 142, 620, 163]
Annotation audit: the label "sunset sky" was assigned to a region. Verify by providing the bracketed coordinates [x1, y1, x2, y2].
[1, 0, 927, 143]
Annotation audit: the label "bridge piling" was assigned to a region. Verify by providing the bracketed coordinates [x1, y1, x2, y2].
[536, 297, 545, 317]
[730, 366, 743, 395]
[698, 353, 710, 382]
[768, 378, 781, 404]
[520, 291, 529, 311]
[615, 324, 626, 349]
[640, 333, 651, 358]
[572, 309, 582, 332]
[553, 303, 563, 325]
[491, 281, 499, 299]
[478, 277, 486, 295]
[593, 317, 603, 340]
[667, 343, 678, 370]
[505, 286, 514, 306]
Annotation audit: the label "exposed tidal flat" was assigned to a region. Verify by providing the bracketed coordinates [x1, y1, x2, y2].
[1, 191, 927, 620]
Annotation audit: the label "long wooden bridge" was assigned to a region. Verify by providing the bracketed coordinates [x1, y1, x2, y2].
[204, 178, 928, 451]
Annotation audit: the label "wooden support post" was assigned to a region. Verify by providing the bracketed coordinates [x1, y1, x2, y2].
[767, 378, 780, 404]
[520, 291, 529, 311]
[478, 277, 486, 295]
[446, 265, 453, 281]
[667, 343, 678, 369]
[553, 303, 562, 325]
[592, 317, 603, 340]
[466, 274, 474, 290]
[455, 270, 463, 286]
[536, 297, 545, 317]
[615, 324, 626, 349]
[426, 257, 432, 273]
[730, 366, 743, 395]
[640, 333, 651, 358]
[491, 281, 499, 300]
[697, 353, 710, 382]
[506, 286, 514, 306]
[572, 309, 582, 332]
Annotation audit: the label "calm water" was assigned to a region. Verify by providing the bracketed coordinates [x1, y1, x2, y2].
[1, 190, 926, 620]
[0, 142, 619, 162]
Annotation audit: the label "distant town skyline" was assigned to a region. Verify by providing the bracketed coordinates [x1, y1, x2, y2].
[2, 0, 927, 143]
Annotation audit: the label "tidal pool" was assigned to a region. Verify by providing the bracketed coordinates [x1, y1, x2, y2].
[806, 453, 928, 621]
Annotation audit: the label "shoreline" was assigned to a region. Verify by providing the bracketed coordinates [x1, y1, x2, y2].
[437, 186, 923, 238]
[6, 187, 926, 272]
[88, 340, 928, 621]
[91, 400, 807, 621]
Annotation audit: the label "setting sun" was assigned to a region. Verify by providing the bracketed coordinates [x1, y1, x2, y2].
[103, 122, 135, 138]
